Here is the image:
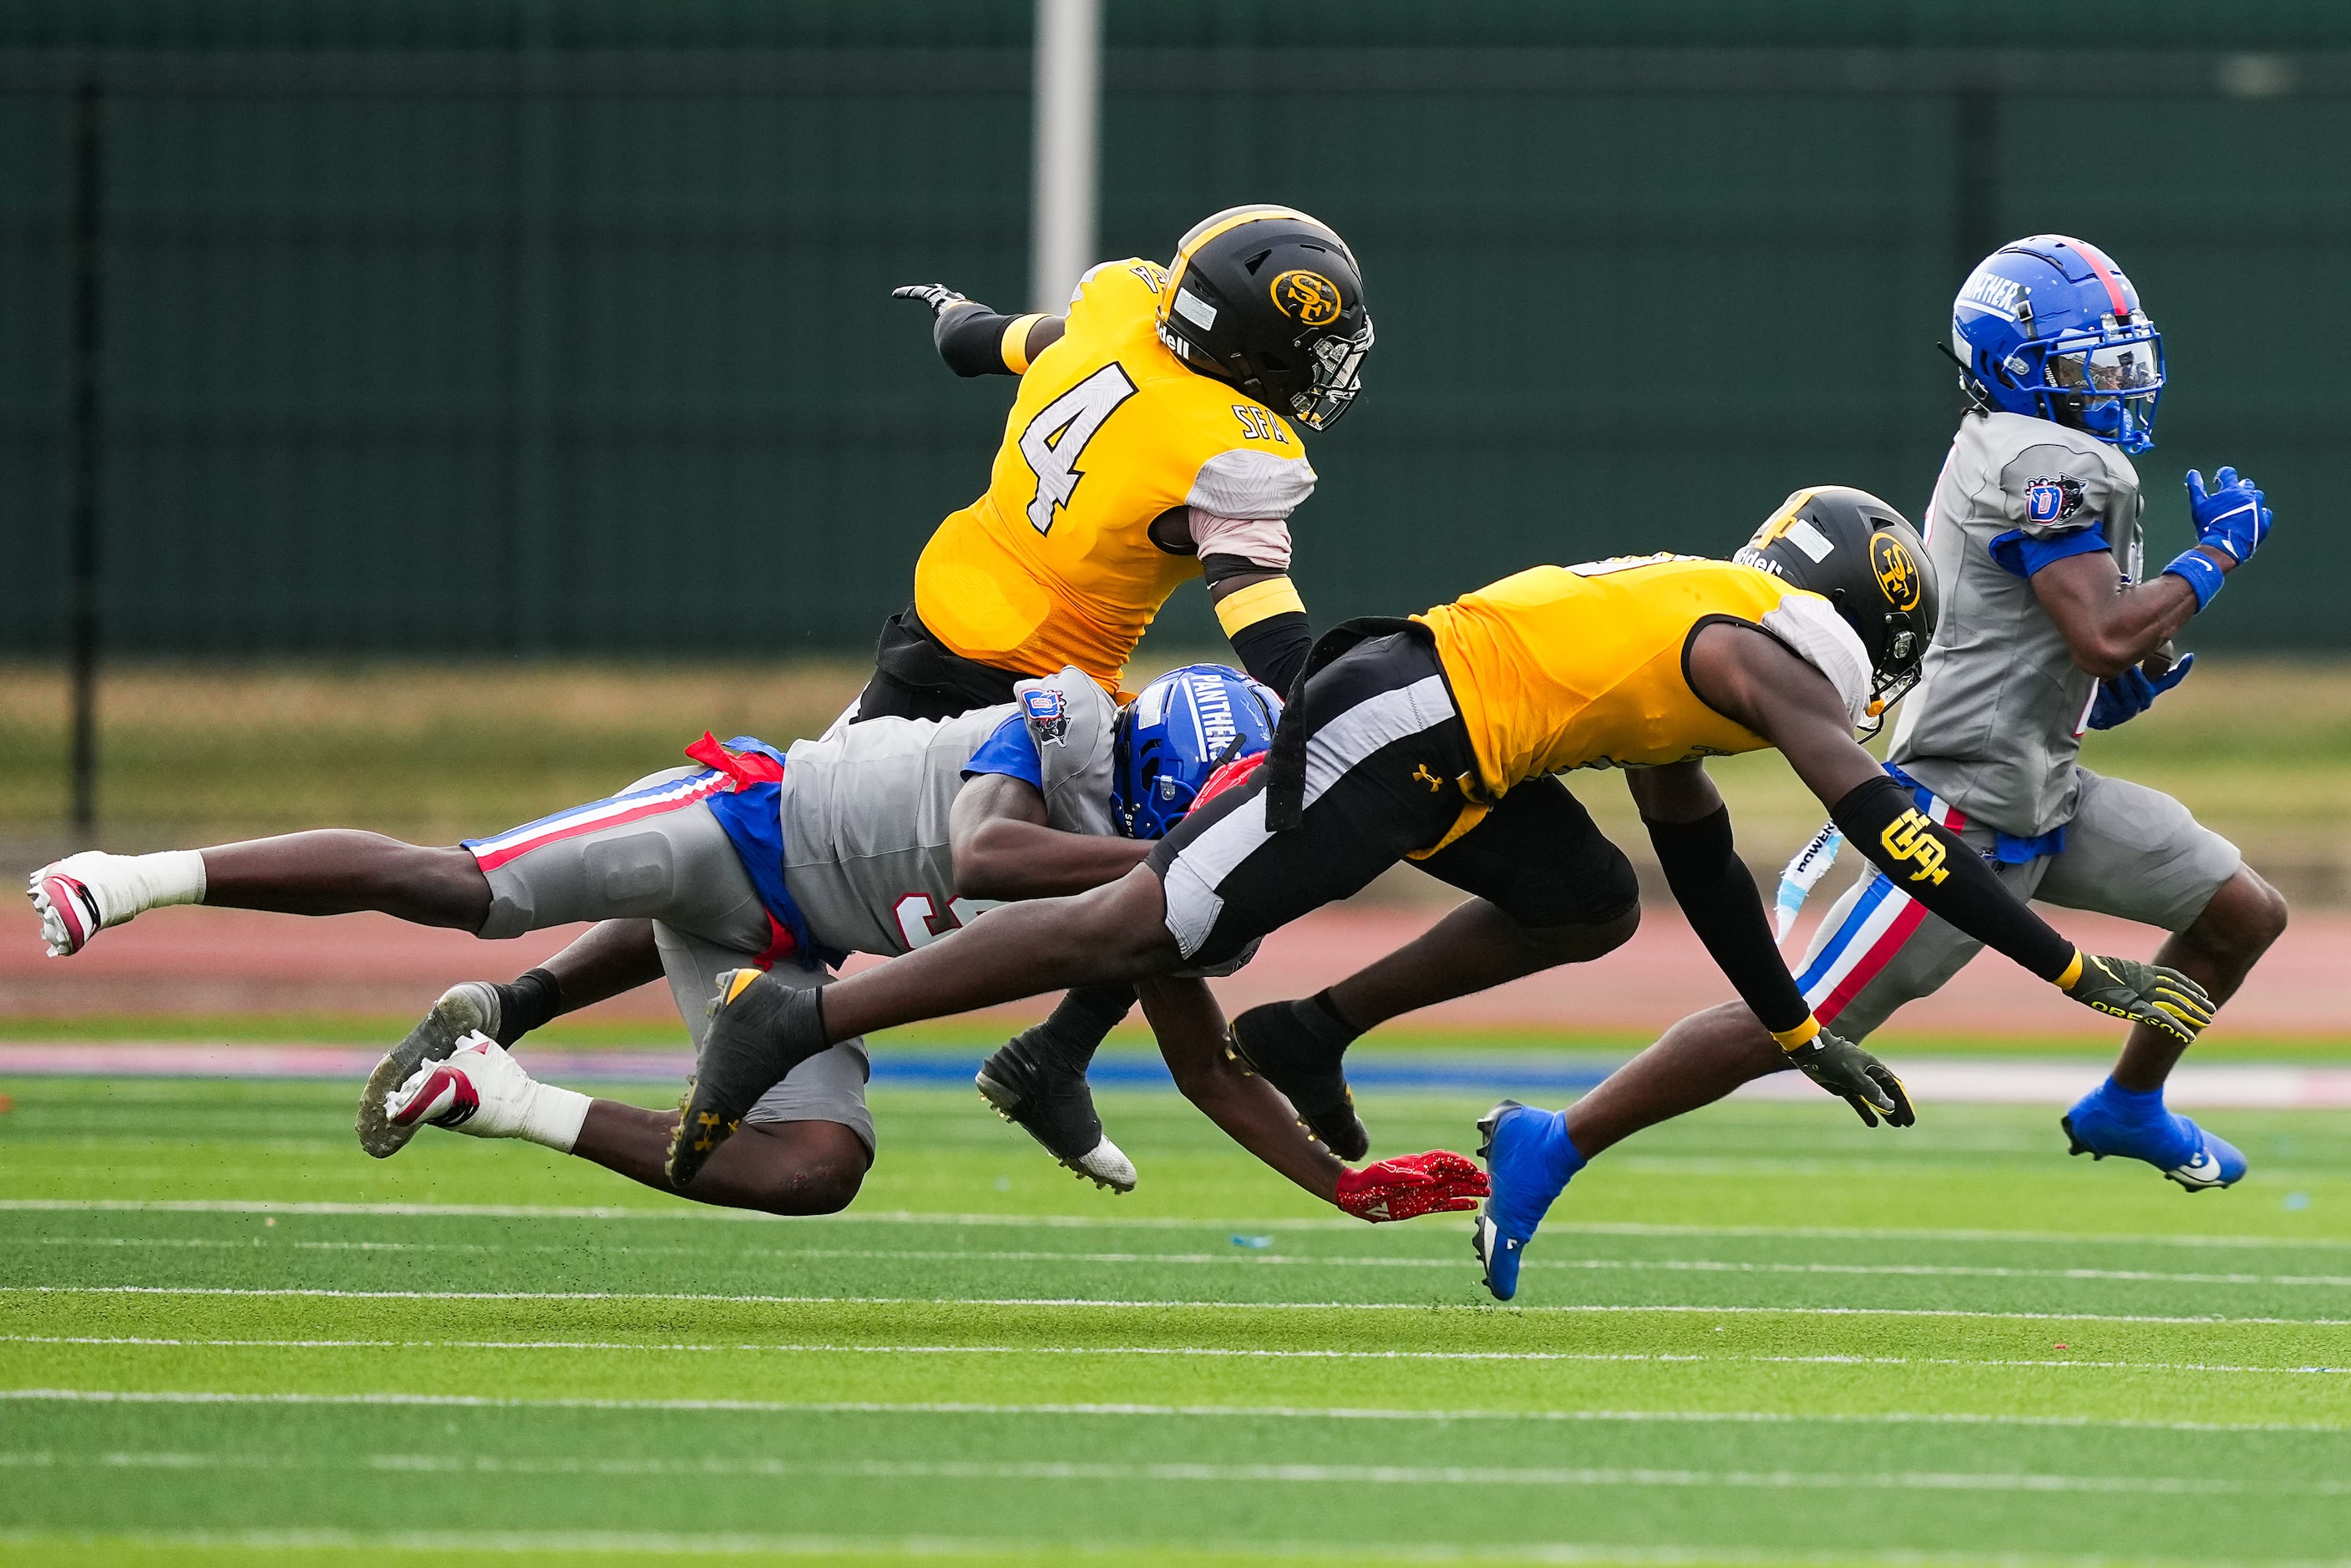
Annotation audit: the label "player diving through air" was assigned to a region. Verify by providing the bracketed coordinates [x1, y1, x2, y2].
[660, 488, 2217, 1299]
[214, 204, 1377, 1192]
[28, 662, 1487, 1226]
[1453, 236, 2286, 1285]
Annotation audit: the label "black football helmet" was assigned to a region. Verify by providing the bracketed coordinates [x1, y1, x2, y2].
[1158, 205, 1373, 431]
[1733, 486, 1939, 733]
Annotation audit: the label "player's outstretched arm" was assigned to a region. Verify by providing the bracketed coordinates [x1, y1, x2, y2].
[891, 284, 1066, 377]
[947, 773, 1151, 902]
[1138, 977, 1487, 1222]
[1687, 622, 2216, 1045]
[1625, 761, 1912, 1128]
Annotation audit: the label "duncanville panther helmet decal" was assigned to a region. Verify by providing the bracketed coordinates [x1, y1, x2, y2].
[1112, 664, 1283, 840]
[1157, 205, 1374, 432]
[1735, 487, 1940, 735]
[1951, 235, 2165, 454]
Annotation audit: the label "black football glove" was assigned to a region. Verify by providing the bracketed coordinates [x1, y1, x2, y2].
[1786, 1029, 1915, 1129]
[890, 283, 974, 317]
[2060, 953, 2214, 1045]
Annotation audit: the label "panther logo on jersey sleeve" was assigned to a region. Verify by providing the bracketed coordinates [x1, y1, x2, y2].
[2024, 476, 2086, 525]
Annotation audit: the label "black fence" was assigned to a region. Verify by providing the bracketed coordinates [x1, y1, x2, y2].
[4, 4, 2347, 665]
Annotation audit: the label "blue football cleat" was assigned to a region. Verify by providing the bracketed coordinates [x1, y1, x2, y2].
[2062, 1080, 2247, 1192]
[1472, 1100, 1583, 1301]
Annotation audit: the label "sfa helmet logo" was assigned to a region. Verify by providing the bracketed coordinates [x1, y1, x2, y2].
[1269, 269, 1343, 327]
[2024, 475, 2085, 526]
[1871, 534, 1923, 611]
[1021, 686, 1069, 747]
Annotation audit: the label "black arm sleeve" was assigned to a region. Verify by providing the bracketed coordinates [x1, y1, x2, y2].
[933, 303, 1026, 377]
[1645, 807, 1813, 1037]
[1229, 615, 1312, 692]
[1201, 552, 1314, 692]
[1830, 775, 2075, 981]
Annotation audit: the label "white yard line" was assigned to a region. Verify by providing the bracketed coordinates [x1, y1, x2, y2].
[0, 1448, 2335, 1496]
[5, 1334, 2342, 1378]
[19, 1235, 2351, 1289]
[5, 1198, 2348, 1253]
[7, 1284, 2349, 1326]
[3, 1388, 2343, 1434]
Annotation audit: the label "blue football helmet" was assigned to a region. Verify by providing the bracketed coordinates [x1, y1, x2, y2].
[1112, 663, 1283, 840]
[1951, 235, 2165, 454]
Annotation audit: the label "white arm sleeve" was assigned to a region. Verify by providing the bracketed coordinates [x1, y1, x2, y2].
[1188, 511, 1294, 570]
[1759, 593, 1874, 728]
[1186, 447, 1317, 522]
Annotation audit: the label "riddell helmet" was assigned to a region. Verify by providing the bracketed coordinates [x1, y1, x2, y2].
[1951, 235, 2165, 454]
[1112, 663, 1283, 840]
[1158, 205, 1374, 432]
[1734, 487, 1939, 734]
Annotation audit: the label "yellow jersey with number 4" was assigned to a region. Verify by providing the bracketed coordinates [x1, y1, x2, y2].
[914, 259, 1316, 691]
[1416, 554, 1872, 797]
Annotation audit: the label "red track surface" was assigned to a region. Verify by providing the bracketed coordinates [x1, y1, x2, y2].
[4, 897, 2340, 1041]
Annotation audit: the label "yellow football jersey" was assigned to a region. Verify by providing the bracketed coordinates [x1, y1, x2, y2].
[1416, 554, 1869, 797]
[914, 258, 1316, 691]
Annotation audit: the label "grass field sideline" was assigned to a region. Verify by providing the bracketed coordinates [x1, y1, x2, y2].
[2, 1077, 2347, 1562]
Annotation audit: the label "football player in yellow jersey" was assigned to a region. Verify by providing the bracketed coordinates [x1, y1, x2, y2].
[367, 208, 1375, 1191]
[663, 489, 2215, 1295]
[873, 203, 1371, 716]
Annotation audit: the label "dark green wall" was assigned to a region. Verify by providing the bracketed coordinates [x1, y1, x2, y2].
[3, 3, 2345, 655]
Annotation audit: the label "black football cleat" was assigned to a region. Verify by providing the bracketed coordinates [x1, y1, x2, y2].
[666, 969, 829, 1188]
[1225, 1000, 1370, 1161]
[975, 1028, 1137, 1192]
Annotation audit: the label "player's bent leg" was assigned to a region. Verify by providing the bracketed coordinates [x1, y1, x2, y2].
[580, 1105, 870, 1215]
[2035, 780, 2283, 1190]
[977, 984, 1138, 1193]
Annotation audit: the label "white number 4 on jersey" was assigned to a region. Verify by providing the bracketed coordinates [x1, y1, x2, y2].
[1020, 363, 1137, 534]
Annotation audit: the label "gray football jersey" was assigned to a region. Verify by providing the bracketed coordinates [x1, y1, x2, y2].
[1889, 409, 2143, 837]
[775, 667, 1120, 959]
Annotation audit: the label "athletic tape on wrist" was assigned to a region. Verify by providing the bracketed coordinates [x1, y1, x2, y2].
[1771, 1016, 1822, 1052]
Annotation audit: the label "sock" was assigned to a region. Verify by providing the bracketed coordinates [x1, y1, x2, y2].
[94, 849, 207, 922]
[491, 967, 564, 1047]
[1542, 1111, 1589, 1188]
[1304, 989, 1365, 1049]
[516, 1082, 592, 1153]
[1025, 984, 1134, 1072]
[2095, 1077, 2166, 1120]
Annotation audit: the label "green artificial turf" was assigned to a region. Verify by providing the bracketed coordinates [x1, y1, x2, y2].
[2, 1075, 2348, 1566]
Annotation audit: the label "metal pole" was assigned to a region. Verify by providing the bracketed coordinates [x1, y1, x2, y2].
[66, 72, 103, 838]
[1030, 0, 1100, 313]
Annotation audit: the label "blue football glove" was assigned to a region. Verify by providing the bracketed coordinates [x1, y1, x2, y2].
[2087, 651, 2193, 731]
[2185, 467, 2271, 564]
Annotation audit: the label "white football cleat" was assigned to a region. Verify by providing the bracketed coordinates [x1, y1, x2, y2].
[385, 1033, 535, 1141]
[29, 852, 126, 957]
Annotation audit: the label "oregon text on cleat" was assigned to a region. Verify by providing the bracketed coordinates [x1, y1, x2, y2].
[975, 1032, 1137, 1194]
[357, 982, 503, 1159]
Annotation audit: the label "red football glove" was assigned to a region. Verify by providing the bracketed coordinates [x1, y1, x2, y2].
[1189, 751, 1267, 814]
[1333, 1149, 1489, 1223]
